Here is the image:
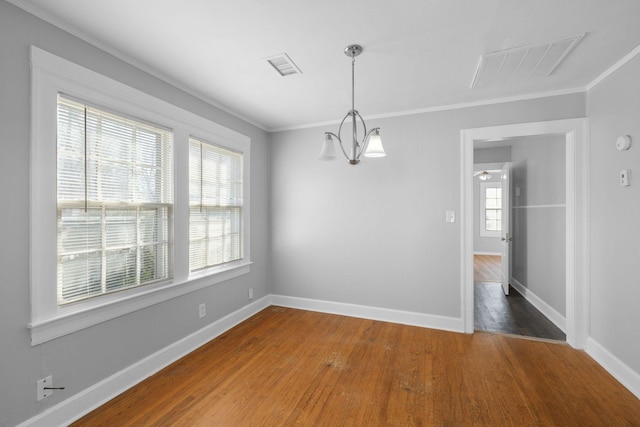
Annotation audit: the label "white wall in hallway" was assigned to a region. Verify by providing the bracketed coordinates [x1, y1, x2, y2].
[510, 134, 567, 316]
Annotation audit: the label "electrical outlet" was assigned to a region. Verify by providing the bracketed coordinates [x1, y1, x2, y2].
[248, 288, 253, 301]
[198, 303, 206, 318]
[37, 375, 53, 401]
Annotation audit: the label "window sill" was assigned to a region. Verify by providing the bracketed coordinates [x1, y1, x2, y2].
[28, 261, 251, 346]
[479, 231, 502, 238]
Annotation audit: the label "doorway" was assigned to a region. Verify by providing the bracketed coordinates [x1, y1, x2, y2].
[472, 137, 566, 341]
[461, 119, 588, 349]
[473, 161, 511, 295]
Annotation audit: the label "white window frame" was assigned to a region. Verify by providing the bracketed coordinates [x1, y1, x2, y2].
[479, 181, 502, 238]
[188, 138, 244, 271]
[30, 46, 251, 345]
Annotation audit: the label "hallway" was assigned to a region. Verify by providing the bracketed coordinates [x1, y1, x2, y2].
[473, 255, 565, 341]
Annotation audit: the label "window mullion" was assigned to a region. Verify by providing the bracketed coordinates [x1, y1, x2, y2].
[101, 205, 107, 295]
[136, 207, 141, 287]
[95, 112, 101, 202]
[83, 106, 88, 212]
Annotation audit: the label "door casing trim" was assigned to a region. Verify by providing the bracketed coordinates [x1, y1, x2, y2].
[461, 118, 589, 348]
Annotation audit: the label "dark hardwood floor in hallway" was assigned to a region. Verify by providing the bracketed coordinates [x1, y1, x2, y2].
[475, 282, 566, 341]
[473, 255, 565, 341]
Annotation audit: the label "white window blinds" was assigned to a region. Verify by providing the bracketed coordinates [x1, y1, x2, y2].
[56, 95, 173, 304]
[189, 138, 243, 271]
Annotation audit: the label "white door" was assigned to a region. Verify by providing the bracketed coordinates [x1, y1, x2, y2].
[500, 162, 511, 295]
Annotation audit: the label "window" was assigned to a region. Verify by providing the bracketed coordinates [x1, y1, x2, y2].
[480, 182, 502, 237]
[189, 138, 243, 271]
[30, 46, 250, 345]
[484, 186, 502, 231]
[56, 96, 173, 304]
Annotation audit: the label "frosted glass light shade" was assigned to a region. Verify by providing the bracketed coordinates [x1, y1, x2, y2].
[318, 133, 337, 160]
[363, 129, 385, 158]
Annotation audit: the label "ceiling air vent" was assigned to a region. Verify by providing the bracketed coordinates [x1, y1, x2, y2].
[470, 33, 585, 89]
[265, 53, 302, 77]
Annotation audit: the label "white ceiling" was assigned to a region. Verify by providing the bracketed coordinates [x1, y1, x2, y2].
[11, 0, 640, 131]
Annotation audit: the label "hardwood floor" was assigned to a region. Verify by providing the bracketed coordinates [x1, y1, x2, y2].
[475, 282, 566, 341]
[474, 254, 501, 282]
[473, 254, 566, 341]
[71, 307, 640, 426]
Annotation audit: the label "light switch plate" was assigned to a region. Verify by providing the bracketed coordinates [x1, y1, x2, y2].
[446, 211, 455, 223]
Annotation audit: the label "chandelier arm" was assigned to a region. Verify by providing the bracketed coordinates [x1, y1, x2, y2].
[337, 111, 355, 162]
[353, 111, 369, 160]
[351, 110, 358, 160]
[337, 111, 348, 142]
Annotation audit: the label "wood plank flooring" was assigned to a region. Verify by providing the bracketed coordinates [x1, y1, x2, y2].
[474, 254, 501, 282]
[473, 254, 566, 341]
[475, 282, 566, 341]
[71, 306, 640, 426]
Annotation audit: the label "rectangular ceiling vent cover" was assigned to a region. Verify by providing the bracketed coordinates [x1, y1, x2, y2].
[470, 33, 584, 89]
[265, 53, 302, 77]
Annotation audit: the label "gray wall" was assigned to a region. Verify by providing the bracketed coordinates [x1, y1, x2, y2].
[0, 2, 270, 426]
[510, 135, 566, 316]
[270, 96, 585, 318]
[474, 146, 511, 164]
[9, 1, 640, 424]
[588, 52, 640, 374]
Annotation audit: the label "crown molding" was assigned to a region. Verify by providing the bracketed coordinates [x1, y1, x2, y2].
[6, 0, 269, 132]
[586, 43, 640, 91]
[10, 0, 640, 134]
[270, 87, 587, 132]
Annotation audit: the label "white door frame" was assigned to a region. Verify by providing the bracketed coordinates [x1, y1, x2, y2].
[461, 118, 589, 349]
[499, 162, 511, 296]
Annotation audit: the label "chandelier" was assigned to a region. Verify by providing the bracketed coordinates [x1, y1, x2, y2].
[318, 44, 386, 165]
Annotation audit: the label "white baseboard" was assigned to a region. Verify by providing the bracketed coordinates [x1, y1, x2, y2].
[510, 278, 566, 332]
[270, 294, 465, 333]
[20, 294, 464, 426]
[473, 252, 501, 256]
[18, 296, 272, 427]
[27, 293, 640, 427]
[586, 337, 640, 400]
